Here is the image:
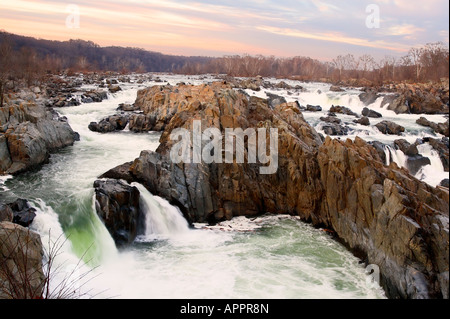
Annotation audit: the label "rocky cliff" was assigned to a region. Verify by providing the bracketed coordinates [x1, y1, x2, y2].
[0, 102, 79, 175]
[101, 82, 449, 299]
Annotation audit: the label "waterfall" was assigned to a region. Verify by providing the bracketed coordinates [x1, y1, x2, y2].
[414, 144, 447, 187]
[132, 183, 190, 241]
[384, 145, 407, 168]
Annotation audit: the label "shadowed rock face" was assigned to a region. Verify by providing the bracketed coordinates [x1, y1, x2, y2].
[93, 179, 142, 247]
[102, 82, 449, 299]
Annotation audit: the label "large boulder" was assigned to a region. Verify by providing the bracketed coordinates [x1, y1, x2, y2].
[317, 137, 448, 299]
[6, 199, 37, 228]
[93, 179, 142, 247]
[329, 105, 358, 117]
[375, 121, 405, 135]
[1, 103, 78, 175]
[416, 117, 449, 137]
[88, 114, 129, 133]
[0, 222, 45, 299]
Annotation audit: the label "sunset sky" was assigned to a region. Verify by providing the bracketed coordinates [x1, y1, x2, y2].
[1, 0, 448, 60]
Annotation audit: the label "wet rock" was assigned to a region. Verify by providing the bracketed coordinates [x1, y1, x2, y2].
[354, 116, 371, 126]
[89, 114, 129, 133]
[103, 82, 449, 299]
[6, 199, 37, 228]
[93, 179, 142, 247]
[117, 103, 139, 112]
[306, 104, 322, 112]
[329, 105, 358, 117]
[266, 93, 287, 109]
[394, 139, 419, 157]
[375, 121, 405, 135]
[320, 116, 342, 124]
[440, 179, 449, 188]
[362, 107, 382, 118]
[406, 155, 431, 176]
[322, 123, 349, 136]
[108, 85, 122, 94]
[416, 117, 449, 137]
[0, 103, 78, 175]
[330, 85, 345, 92]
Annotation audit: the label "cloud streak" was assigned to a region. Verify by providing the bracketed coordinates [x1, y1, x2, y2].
[0, 0, 448, 59]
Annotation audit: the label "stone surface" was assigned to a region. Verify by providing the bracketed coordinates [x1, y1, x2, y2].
[375, 121, 405, 135]
[93, 179, 142, 247]
[101, 82, 449, 299]
[1, 103, 78, 175]
[362, 107, 382, 118]
[0, 222, 45, 299]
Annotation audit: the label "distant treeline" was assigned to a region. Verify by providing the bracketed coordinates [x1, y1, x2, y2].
[0, 31, 211, 74]
[1, 31, 449, 89]
[177, 42, 449, 84]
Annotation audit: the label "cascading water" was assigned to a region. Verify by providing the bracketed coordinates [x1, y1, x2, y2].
[132, 183, 190, 241]
[7, 73, 448, 299]
[414, 144, 447, 187]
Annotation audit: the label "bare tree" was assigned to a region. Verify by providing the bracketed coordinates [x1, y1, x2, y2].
[409, 47, 424, 81]
[0, 35, 12, 107]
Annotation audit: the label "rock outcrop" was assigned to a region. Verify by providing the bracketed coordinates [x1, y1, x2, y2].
[1, 103, 79, 175]
[0, 222, 45, 299]
[375, 121, 405, 135]
[88, 114, 129, 133]
[93, 179, 143, 247]
[417, 117, 449, 137]
[101, 82, 449, 299]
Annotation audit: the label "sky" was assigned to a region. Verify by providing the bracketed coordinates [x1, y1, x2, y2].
[0, 0, 448, 61]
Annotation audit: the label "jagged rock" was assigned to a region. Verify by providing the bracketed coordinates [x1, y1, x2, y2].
[93, 179, 142, 247]
[88, 114, 129, 133]
[416, 117, 449, 137]
[407, 155, 431, 176]
[266, 93, 287, 109]
[117, 103, 139, 112]
[101, 82, 449, 299]
[81, 90, 108, 103]
[0, 103, 78, 175]
[375, 121, 405, 135]
[394, 139, 419, 157]
[306, 104, 322, 112]
[0, 222, 45, 299]
[320, 116, 342, 124]
[362, 107, 382, 118]
[329, 105, 358, 117]
[6, 199, 37, 228]
[386, 83, 449, 115]
[322, 123, 349, 136]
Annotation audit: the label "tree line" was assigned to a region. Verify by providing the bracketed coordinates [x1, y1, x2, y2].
[1, 30, 449, 107]
[177, 42, 449, 84]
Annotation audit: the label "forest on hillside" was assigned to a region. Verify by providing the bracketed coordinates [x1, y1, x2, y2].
[1, 31, 449, 90]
